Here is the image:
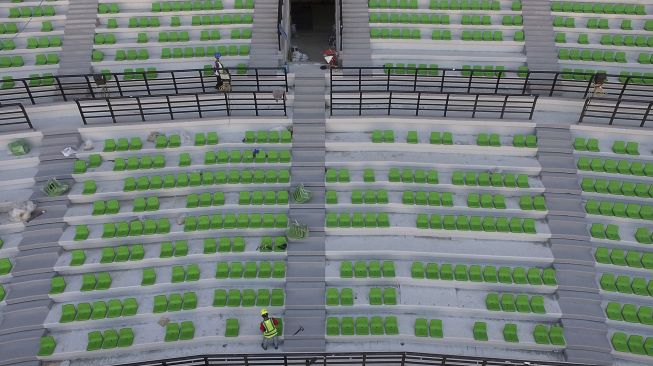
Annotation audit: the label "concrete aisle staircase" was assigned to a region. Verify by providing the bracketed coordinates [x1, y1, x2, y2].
[340, 0, 373, 67]
[0, 133, 79, 366]
[249, 0, 282, 68]
[521, 0, 559, 72]
[536, 126, 613, 366]
[58, 0, 98, 76]
[283, 64, 327, 352]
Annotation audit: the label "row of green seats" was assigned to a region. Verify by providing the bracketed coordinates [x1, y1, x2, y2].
[452, 171, 529, 187]
[154, 134, 182, 148]
[97, 244, 144, 264]
[87, 328, 134, 350]
[589, 223, 620, 240]
[325, 212, 390, 228]
[259, 236, 287, 251]
[158, 30, 191, 42]
[486, 293, 545, 313]
[553, 16, 576, 28]
[369, 0, 418, 9]
[325, 168, 350, 183]
[600, 272, 653, 296]
[205, 149, 290, 164]
[411, 261, 556, 285]
[92, 199, 122, 215]
[0, 258, 12, 276]
[638, 53, 653, 64]
[171, 264, 200, 282]
[429, 0, 505, 10]
[187, 191, 225, 207]
[152, 0, 225, 11]
[189, 14, 253, 26]
[533, 324, 565, 345]
[477, 133, 501, 146]
[94, 33, 117, 45]
[60, 298, 138, 323]
[606, 302, 653, 325]
[596, 247, 653, 269]
[461, 15, 492, 25]
[612, 140, 640, 155]
[556, 18, 635, 30]
[154, 292, 197, 312]
[162, 44, 250, 58]
[115, 49, 149, 61]
[0, 23, 19, 34]
[586, 18, 610, 29]
[127, 17, 161, 28]
[244, 130, 292, 143]
[159, 241, 190, 257]
[372, 129, 394, 142]
[328, 316, 399, 336]
[552, 2, 646, 15]
[214, 288, 284, 307]
[611, 332, 653, 356]
[501, 15, 523, 26]
[238, 190, 289, 205]
[0, 55, 26, 68]
[26, 36, 61, 48]
[561, 68, 608, 81]
[368, 287, 397, 305]
[462, 30, 503, 41]
[104, 137, 143, 151]
[402, 190, 454, 206]
[203, 236, 247, 253]
[417, 214, 537, 233]
[578, 157, 653, 176]
[97, 3, 120, 13]
[370, 28, 421, 39]
[581, 177, 653, 198]
[326, 287, 354, 306]
[468, 193, 506, 209]
[340, 260, 396, 278]
[121, 169, 290, 191]
[600, 34, 653, 48]
[208, 288, 276, 307]
[370, 12, 451, 25]
[390, 168, 439, 183]
[100, 218, 171, 238]
[8, 6, 56, 18]
[113, 155, 166, 171]
[383, 63, 441, 76]
[73, 157, 100, 174]
[215, 261, 286, 278]
[194, 131, 219, 145]
[636, 228, 653, 244]
[558, 48, 627, 63]
[165, 321, 195, 341]
[133, 196, 161, 212]
[573, 136, 599, 151]
[414, 318, 443, 338]
[184, 212, 288, 231]
[461, 64, 512, 77]
[519, 195, 547, 210]
[81, 272, 112, 291]
[585, 199, 653, 220]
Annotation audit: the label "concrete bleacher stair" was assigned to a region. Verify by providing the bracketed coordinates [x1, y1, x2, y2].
[521, 0, 559, 71]
[341, 0, 373, 67]
[58, 0, 99, 76]
[248, 0, 281, 67]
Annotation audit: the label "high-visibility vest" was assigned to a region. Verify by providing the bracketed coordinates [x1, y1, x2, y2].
[262, 319, 278, 338]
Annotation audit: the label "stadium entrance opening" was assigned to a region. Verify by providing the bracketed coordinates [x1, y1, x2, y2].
[289, 0, 335, 61]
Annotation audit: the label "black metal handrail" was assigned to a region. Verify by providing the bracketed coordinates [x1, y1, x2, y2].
[112, 351, 596, 366]
[0, 67, 288, 106]
[338, 0, 344, 51]
[330, 90, 537, 119]
[0, 103, 33, 131]
[76, 91, 287, 125]
[277, 0, 283, 51]
[330, 67, 652, 101]
[579, 97, 653, 127]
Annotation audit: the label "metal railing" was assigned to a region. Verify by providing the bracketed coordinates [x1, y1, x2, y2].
[113, 351, 595, 366]
[0, 103, 33, 131]
[338, 0, 344, 51]
[76, 91, 287, 125]
[330, 91, 538, 119]
[579, 97, 653, 127]
[277, 0, 283, 51]
[0, 67, 288, 106]
[330, 67, 652, 101]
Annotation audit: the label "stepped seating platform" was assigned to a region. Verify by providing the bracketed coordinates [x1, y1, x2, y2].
[367, 0, 527, 71]
[92, 0, 254, 75]
[0, 1, 68, 80]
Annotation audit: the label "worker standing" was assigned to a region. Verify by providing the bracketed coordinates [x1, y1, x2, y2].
[259, 309, 279, 350]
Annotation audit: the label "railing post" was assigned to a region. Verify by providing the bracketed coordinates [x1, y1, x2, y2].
[166, 95, 174, 119]
[17, 104, 33, 129]
[107, 98, 117, 124]
[387, 91, 392, 115]
[253, 92, 259, 116]
[144, 71, 152, 95]
[75, 101, 87, 125]
[362, 353, 366, 366]
[582, 73, 594, 98]
[203, 356, 209, 366]
[282, 92, 287, 116]
[196, 93, 203, 118]
[386, 67, 391, 91]
[471, 94, 479, 118]
[115, 75, 124, 97]
[224, 92, 230, 116]
[609, 99, 621, 125]
[578, 97, 590, 123]
[84, 75, 96, 99]
[21, 80, 35, 105]
[56, 75, 68, 102]
[415, 91, 421, 116]
[529, 95, 538, 120]
[358, 91, 362, 116]
[500, 95, 508, 119]
[618, 77, 629, 99]
[494, 71, 501, 94]
[171, 72, 179, 94]
[440, 69, 445, 93]
[400, 352, 406, 366]
[521, 71, 530, 94]
[255, 68, 261, 92]
[136, 97, 145, 122]
[284, 68, 289, 92]
[444, 93, 450, 117]
[358, 68, 362, 93]
[466, 70, 473, 93]
[548, 72, 560, 97]
[200, 69, 207, 93]
[413, 68, 418, 92]
[641, 102, 652, 127]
